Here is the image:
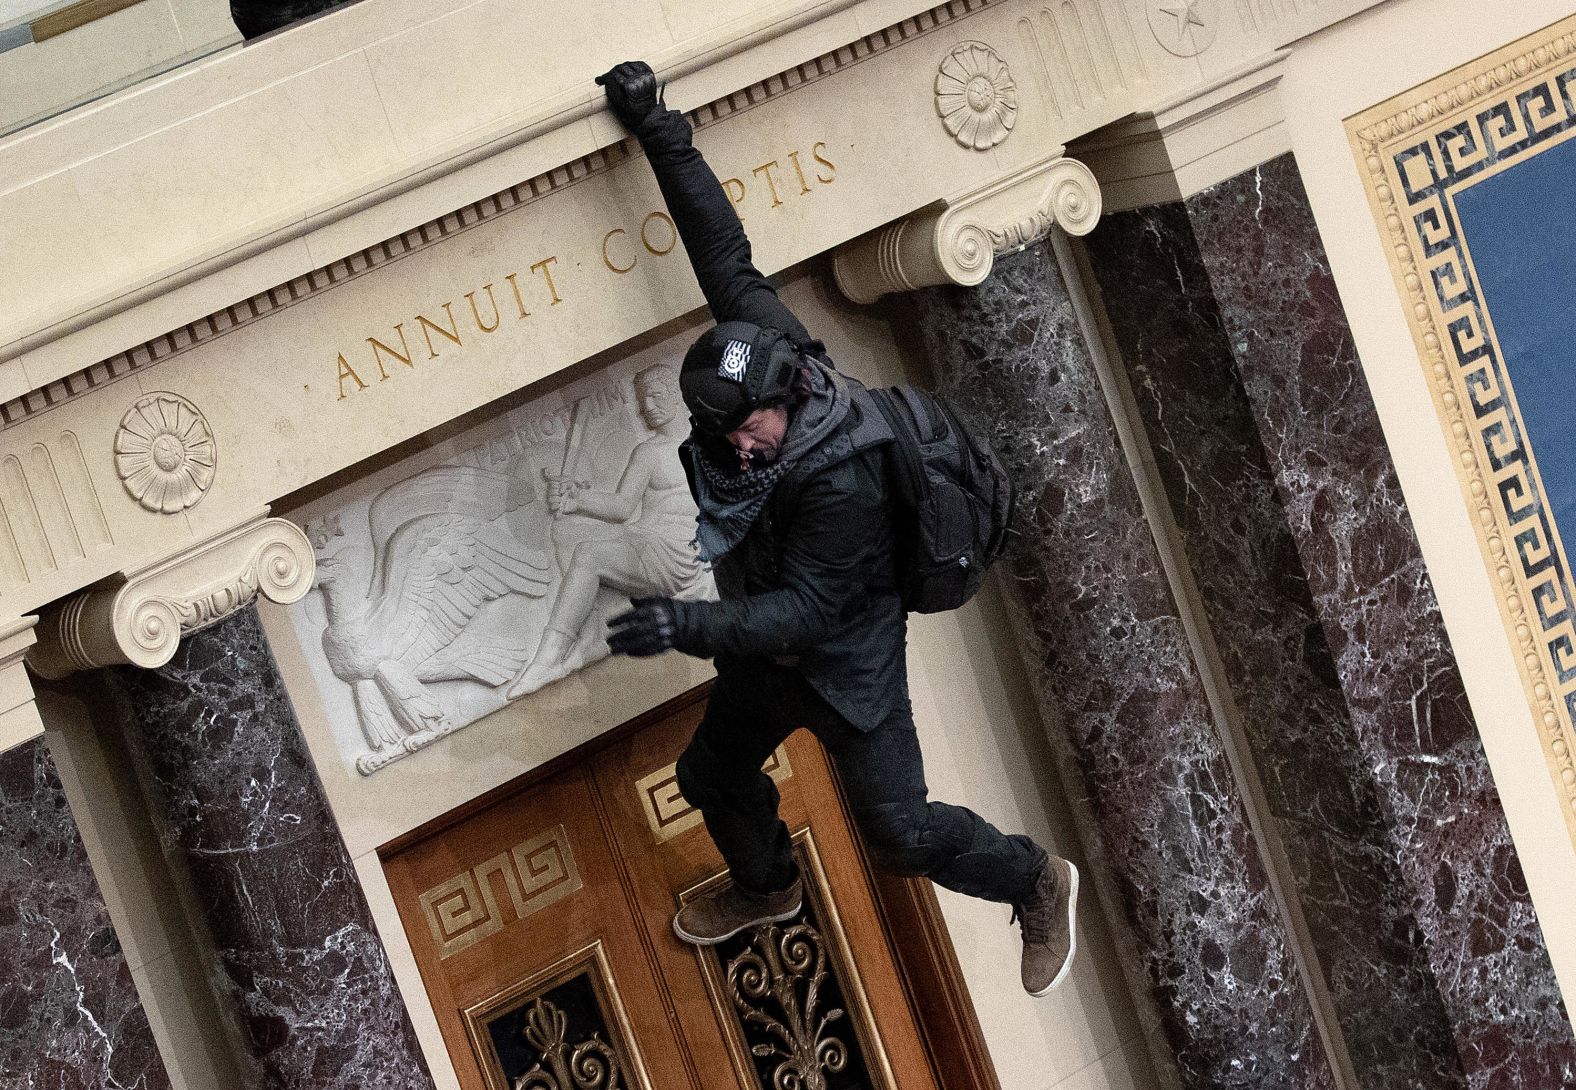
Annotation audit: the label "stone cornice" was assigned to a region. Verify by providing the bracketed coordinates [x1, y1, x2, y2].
[1068, 50, 1291, 213]
[0, 0, 991, 426]
[28, 515, 313, 678]
[0, 0, 1397, 423]
[831, 151, 1100, 302]
[0, 1, 1394, 622]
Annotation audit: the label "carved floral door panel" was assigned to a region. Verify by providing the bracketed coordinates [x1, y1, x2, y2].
[382, 690, 943, 1090]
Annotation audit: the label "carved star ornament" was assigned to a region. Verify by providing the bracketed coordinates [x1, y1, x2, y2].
[1147, 0, 1217, 57]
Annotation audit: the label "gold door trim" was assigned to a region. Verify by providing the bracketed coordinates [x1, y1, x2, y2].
[419, 824, 583, 959]
[634, 745, 792, 843]
[463, 940, 652, 1090]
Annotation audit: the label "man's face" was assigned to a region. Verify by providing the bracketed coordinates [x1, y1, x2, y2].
[726, 405, 790, 472]
[636, 375, 677, 429]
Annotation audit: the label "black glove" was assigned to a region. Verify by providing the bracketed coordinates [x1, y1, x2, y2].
[607, 597, 679, 657]
[595, 60, 663, 132]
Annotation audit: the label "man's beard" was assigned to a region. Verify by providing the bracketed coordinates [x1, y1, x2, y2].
[741, 444, 779, 469]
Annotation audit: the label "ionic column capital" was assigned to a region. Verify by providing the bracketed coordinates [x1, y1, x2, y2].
[29, 513, 313, 678]
[832, 151, 1101, 304]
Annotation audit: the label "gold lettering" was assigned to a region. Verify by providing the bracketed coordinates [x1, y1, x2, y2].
[504, 272, 531, 319]
[812, 141, 837, 184]
[367, 323, 413, 380]
[787, 150, 813, 195]
[751, 160, 785, 208]
[722, 177, 747, 218]
[640, 211, 677, 256]
[602, 228, 637, 274]
[531, 256, 563, 305]
[416, 302, 464, 358]
[336, 354, 367, 400]
[465, 284, 502, 333]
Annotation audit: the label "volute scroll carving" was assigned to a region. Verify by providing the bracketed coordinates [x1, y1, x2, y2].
[27, 515, 313, 678]
[832, 153, 1101, 303]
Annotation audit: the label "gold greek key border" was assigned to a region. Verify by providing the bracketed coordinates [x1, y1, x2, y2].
[682, 827, 899, 1090]
[461, 940, 652, 1090]
[634, 744, 792, 843]
[1346, 14, 1576, 850]
[0, 0, 992, 432]
[418, 824, 583, 960]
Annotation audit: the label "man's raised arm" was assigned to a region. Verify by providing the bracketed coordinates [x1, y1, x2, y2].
[597, 61, 820, 353]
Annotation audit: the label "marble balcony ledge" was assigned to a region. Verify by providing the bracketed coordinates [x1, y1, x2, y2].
[0, 0, 924, 376]
[0, 0, 1390, 405]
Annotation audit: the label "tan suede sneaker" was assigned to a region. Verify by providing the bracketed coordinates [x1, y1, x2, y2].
[673, 877, 803, 946]
[1014, 856, 1079, 996]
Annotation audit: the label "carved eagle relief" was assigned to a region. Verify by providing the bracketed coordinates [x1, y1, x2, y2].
[309, 465, 552, 765]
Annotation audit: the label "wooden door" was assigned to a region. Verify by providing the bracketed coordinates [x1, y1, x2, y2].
[383, 688, 946, 1090]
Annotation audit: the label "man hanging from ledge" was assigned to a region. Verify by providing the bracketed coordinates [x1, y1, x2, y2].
[595, 60, 1078, 997]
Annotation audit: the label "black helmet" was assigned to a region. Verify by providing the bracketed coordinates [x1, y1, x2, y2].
[679, 321, 801, 436]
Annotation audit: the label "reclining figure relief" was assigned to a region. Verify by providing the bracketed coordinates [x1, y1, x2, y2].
[508, 363, 713, 698]
[297, 364, 714, 775]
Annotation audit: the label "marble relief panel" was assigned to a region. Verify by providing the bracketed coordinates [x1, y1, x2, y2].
[1349, 15, 1576, 850]
[284, 353, 713, 776]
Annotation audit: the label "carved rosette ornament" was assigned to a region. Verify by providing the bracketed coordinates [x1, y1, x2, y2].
[935, 42, 1017, 150]
[28, 514, 313, 678]
[115, 392, 216, 513]
[832, 153, 1102, 303]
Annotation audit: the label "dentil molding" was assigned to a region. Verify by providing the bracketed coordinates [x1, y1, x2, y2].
[831, 151, 1101, 303]
[28, 514, 313, 678]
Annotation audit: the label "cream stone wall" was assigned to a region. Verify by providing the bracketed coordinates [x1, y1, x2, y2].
[244, 268, 1159, 1090]
[15, 0, 1576, 1081]
[1275, 0, 1576, 1008]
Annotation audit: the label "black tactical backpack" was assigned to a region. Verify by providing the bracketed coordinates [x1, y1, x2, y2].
[867, 386, 1016, 614]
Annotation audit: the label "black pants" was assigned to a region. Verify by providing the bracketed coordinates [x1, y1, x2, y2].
[676, 660, 1047, 905]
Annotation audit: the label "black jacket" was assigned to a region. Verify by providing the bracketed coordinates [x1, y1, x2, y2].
[631, 105, 907, 731]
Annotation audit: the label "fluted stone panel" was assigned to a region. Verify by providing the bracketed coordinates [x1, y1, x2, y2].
[907, 243, 1335, 1090]
[0, 736, 171, 1090]
[1085, 197, 1468, 1090]
[101, 607, 433, 1090]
